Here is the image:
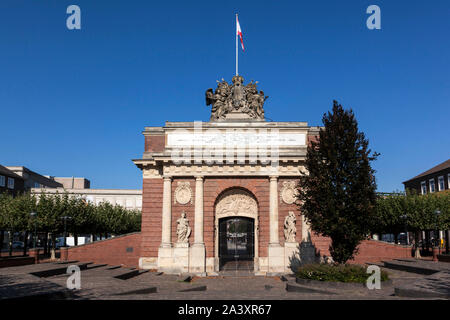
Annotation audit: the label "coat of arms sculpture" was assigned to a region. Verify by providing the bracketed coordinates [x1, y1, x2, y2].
[205, 75, 268, 121]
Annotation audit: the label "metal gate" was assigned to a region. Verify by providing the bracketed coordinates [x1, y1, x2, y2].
[218, 217, 254, 271]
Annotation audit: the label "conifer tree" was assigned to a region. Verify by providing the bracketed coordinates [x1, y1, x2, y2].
[298, 100, 379, 264]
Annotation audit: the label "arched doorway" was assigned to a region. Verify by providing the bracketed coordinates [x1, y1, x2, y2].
[214, 188, 259, 272]
[219, 217, 254, 270]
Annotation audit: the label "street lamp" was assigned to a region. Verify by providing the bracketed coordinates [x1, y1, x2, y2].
[61, 216, 72, 247]
[400, 214, 408, 245]
[30, 212, 37, 248]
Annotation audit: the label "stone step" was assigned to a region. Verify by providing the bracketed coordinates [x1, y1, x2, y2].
[114, 269, 149, 280]
[285, 282, 336, 295]
[382, 261, 439, 275]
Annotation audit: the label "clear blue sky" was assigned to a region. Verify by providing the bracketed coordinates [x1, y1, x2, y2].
[0, 0, 449, 192]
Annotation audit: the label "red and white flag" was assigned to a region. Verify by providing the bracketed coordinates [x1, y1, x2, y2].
[236, 16, 245, 52]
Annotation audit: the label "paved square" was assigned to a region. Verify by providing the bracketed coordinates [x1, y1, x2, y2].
[1, 260, 448, 300]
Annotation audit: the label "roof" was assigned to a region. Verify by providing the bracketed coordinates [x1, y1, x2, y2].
[0, 165, 24, 179]
[403, 159, 450, 184]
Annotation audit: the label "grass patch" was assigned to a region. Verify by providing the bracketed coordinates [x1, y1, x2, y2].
[296, 264, 389, 283]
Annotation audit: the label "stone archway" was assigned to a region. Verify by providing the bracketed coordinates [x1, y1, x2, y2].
[214, 188, 259, 272]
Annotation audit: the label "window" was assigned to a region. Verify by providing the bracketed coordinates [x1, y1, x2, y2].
[429, 178, 436, 193]
[34, 182, 41, 188]
[421, 181, 427, 195]
[7, 177, 14, 189]
[0, 175, 5, 187]
[438, 176, 445, 191]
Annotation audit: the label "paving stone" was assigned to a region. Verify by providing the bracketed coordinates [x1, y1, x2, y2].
[0, 263, 444, 300]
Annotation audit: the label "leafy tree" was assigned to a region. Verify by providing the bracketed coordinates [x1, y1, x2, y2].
[0, 191, 142, 254]
[372, 190, 450, 257]
[372, 193, 408, 243]
[297, 100, 379, 264]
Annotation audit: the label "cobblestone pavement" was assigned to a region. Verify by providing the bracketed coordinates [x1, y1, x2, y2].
[0, 261, 446, 300]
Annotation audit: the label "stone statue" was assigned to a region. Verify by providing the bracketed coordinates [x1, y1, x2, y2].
[176, 211, 191, 243]
[205, 75, 267, 121]
[284, 211, 297, 243]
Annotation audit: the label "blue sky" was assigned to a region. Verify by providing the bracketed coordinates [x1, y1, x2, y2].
[0, 0, 449, 192]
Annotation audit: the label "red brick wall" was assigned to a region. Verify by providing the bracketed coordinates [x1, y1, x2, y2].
[307, 134, 319, 146]
[63, 233, 141, 268]
[310, 233, 412, 264]
[141, 178, 163, 257]
[145, 135, 165, 152]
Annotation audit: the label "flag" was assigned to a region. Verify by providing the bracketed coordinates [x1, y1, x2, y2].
[236, 16, 245, 52]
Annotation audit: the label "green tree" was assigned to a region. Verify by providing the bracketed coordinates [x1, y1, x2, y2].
[297, 100, 379, 264]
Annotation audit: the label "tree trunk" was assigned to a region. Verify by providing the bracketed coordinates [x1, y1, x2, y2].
[394, 233, 398, 245]
[8, 231, 13, 256]
[0, 230, 4, 253]
[44, 232, 49, 255]
[74, 232, 78, 246]
[23, 231, 28, 256]
[445, 230, 450, 253]
[50, 233, 56, 260]
[414, 231, 421, 259]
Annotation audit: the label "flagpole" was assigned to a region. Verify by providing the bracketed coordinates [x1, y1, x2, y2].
[236, 13, 238, 76]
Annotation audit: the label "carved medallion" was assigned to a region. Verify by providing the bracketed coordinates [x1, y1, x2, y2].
[280, 181, 298, 205]
[174, 181, 192, 205]
[215, 189, 257, 217]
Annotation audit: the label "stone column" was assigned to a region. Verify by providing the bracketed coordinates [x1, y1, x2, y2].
[194, 176, 204, 244]
[268, 176, 284, 273]
[161, 176, 172, 247]
[190, 176, 206, 274]
[269, 176, 279, 245]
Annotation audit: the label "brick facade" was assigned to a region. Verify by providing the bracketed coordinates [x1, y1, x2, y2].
[145, 135, 165, 152]
[141, 178, 163, 257]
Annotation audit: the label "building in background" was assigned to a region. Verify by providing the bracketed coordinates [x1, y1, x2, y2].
[403, 159, 450, 194]
[2, 165, 140, 210]
[31, 188, 142, 210]
[5, 166, 63, 190]
[52, 177, 90, 189]
[0, 165, 25, 196]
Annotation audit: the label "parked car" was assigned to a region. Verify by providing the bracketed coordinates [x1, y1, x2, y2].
[12, 241, 24, 249]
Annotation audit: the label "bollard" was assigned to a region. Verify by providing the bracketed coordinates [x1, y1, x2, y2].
[60, 247, 69, 262]
[29, 248, 41, 264]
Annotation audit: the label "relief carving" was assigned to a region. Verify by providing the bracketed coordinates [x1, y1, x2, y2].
[280, 181, 299, 205]
[174, 181, 192, 205]
[284, 211, 297, 243]
[215, 189, 257, 217]
[176, 211, 191, 243]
